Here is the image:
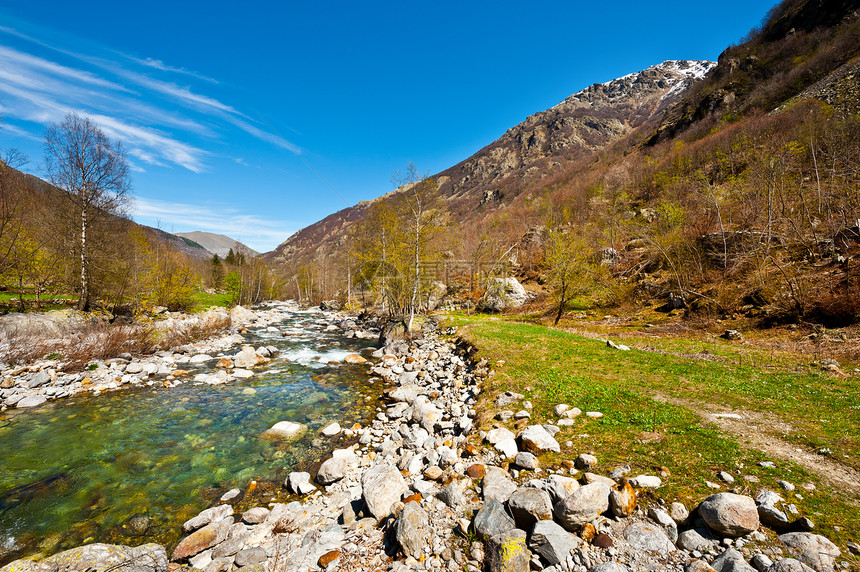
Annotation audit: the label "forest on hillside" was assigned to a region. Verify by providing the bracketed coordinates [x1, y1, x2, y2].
[279, 0, 860, 328]
[0, 114, 283, 315]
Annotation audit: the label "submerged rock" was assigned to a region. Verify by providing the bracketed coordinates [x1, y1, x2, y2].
[264, 421, 306, 439]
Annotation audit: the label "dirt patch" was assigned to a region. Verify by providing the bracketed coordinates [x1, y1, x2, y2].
[653, 393, 860, 503]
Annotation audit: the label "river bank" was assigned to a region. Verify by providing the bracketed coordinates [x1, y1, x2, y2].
[0, 302, 384, 565]
[1, 308, 855, 572]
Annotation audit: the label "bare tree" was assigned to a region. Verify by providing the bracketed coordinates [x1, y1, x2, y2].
[44, 113, 131, 311]
[391, 163, 440, 331]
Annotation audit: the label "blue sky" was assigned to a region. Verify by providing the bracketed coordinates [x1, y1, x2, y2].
[0, 0, 777, 252]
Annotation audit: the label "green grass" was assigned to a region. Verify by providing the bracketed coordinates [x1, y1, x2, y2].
[189, 290, 234, 312]
[0, 290, 74, 311]
[446, 313, 860, 549]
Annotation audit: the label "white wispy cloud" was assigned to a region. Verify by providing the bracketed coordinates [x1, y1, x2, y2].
[134, 57, 219, 84]
[133, 196, 292, 252]
[0, 20, 301, 172]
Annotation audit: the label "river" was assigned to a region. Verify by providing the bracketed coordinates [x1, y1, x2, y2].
[0, 305, 381, 565]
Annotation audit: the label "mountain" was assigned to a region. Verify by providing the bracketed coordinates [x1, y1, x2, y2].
[149, 229, 212, 261]
[174, 231, 259, 259]
[649, 0, 860, 143]
[264, 59, 716, 266]
[264, 0, 860, 326]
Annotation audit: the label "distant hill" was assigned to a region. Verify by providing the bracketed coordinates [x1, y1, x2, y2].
[174, 231, 259, 259]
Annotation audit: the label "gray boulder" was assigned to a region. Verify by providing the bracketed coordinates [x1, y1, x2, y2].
[766, 559, 815, 572]
[16, 395, 47, 408]
[545, 475, 580, 504]
[234, 547, 267, 567]
[519, 425, 560, 454]
[0, 543, 167, 572]
[483, 466, 518, 502]
[590, 564, 629, 572]
[678, 528, 716, 552]
[316, 451, 356, 486]
[361, 464, 408, 520]
[395, 502, 430, 560]
[622, 522, 675, 553]
[183, 505, 233, 533]
[758, 503, 789, 529]
[778, 533, 840, 572]
[241, 507, 269, 525]
[474, 499, 516, 541]
[647, 506, 678, 543]
[477, 277, 529, 312]
[514, 451, 539, 470]
[698, 493, 760, 537]
[486, 528, 530, 572]
[712, 548, 756, 572]
[437, 482, 467, 509]
[286, 472, 317, 495]
[553, 482, 610, 531]
[28, 371, 52, 388]
[507, 487, 553, 529]
[529, 520, 581, 566]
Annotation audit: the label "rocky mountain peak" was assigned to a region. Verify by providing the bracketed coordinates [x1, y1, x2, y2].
[435, 60, 716, 201]
[266, 60, 717, 266]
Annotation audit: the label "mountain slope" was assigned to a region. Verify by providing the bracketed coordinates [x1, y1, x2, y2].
[265, 60, 715, 266]
[649, 0, 860, 143]
[174, 231, 259, 259]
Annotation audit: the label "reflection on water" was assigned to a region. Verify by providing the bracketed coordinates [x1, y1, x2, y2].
[0, 307, 380, 564]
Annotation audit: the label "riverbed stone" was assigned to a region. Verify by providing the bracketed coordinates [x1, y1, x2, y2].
[11, 543, 169, 572]
[317, 454, 353, 485]
[234, 547, 267, 568]
[483, 466, 518, 502]
[712, 548, 756, 572]
[669, 501, 689, 524]
[264, 421, 306, 439]
[286, 472, 317, 495]
[622, 522, 675, 553]
[173, 519, 230, 560]
[16, 395, 47, 408]
[507, 486, 553, 529]
[515, 451, 538, 470]
[395, 502, 430, 559]
[183, 505, 234, 532]
[545, 475, 580, 504]
[699, 493, 759, 537]
[767, 559, 815, 572]
[241, 507, 269, 525]
[486, 427, 516, 445]
[591, 564, 629, 572]
[553, 482, 610, 531]
[438, 481, 467, 509]
[27, 371, 52, 388]
[233, 346, 267, 368]
[519, 425, 561, 453]
[648, 506, 678, 542]
[474, 499, 516, 541]
[486, 528, 530, 572]
[575, 454, 597, 470]
[628, 475, 662, 488]
[529, 520, 581, 566]
[361, 463, 408, 520]
[609, 480, 636, 517]
[778, 533, 840, 572]
[678, 528, 716, 552]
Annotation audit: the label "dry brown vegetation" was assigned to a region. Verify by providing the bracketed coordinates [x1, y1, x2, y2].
[0, 313, 232, 371]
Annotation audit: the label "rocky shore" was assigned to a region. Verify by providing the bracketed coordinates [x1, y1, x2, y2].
[0, 304, 293, 411]
[0, 306, 854, 572]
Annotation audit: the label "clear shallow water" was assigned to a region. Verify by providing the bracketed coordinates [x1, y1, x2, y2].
[0, 308, 381, 564]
